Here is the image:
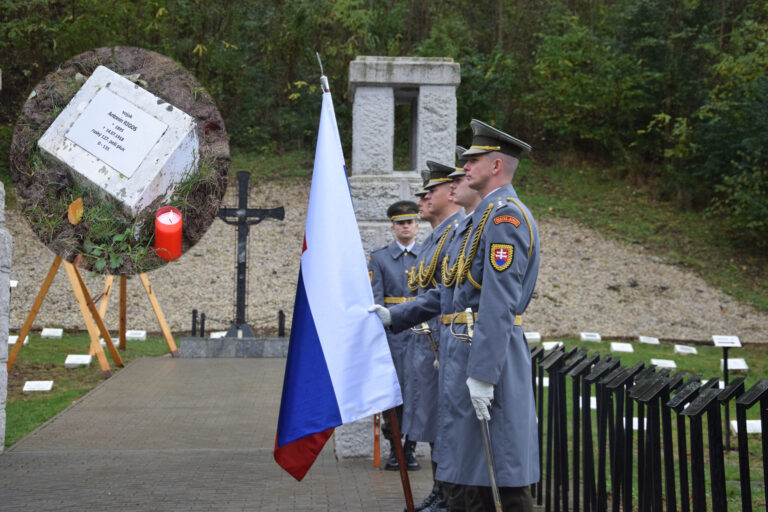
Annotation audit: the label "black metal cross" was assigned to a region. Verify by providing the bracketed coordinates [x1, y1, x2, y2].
[218, 171, 284, 338]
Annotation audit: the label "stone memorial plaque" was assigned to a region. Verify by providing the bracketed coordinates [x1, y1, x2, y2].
[730, 419, 762, 434]
[721, 358, 748, 371]
[674, 344, 698, 355]
[712, 335, 742, 348]
[580, 332, 602, 342]
[65, 88, 167, 178]
[65, 354, 93, 368]
[41, 328, 63, 339]
[542, 341, 563, 351]
[540, 377, 550, 388]
[525, 332, 541, 343]
[580, 396, 598, 410]
[210, 331, 227, 339]
[37, 65, 198, 217]
[23, 381, 54, 392]
[9, 279, 17, 288]
[611, 342, 634, 353]
[126, 330, 147, 341]
[651, 358, 677, 368]
[638, 335, 660, 345]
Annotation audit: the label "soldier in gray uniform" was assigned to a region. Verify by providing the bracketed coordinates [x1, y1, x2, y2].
[371, 120, 539, 511]
[403, 160, 464, 511]
[368, 200, 422, 471]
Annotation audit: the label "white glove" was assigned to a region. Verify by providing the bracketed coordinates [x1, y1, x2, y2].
[466, 376, 494, 421]
[368, 304, 392, 327]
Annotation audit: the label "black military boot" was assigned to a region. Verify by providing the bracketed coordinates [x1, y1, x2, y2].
[404, 440, 421, 470]
[384, 442, 399, 471]
[409, 484, 440, 511]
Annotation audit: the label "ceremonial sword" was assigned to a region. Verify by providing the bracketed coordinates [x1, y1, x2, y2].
[410, 322, 439, 370]
[464, 308, 503, 512]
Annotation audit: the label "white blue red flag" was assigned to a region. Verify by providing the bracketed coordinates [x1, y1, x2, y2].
[274, 85, 402, 481]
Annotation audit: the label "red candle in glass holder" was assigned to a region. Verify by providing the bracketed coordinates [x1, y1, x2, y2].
[155, 206, 182, 261]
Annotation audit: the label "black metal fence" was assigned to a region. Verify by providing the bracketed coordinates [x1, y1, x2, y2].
[530, 344, 768, 511]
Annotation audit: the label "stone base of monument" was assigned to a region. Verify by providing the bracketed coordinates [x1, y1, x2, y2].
[334, 417, 431, 462]
[179, 337, 288, 358]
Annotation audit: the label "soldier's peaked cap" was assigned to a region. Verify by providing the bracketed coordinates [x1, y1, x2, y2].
[414, 171, 429, 197]
[387, 200, 419, 221]
[462, 119, 532, 158]
[423, 160, 455, 189]
[449, 146, 469, 178]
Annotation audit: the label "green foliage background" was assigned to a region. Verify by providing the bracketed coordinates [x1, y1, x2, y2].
[1, 0, 767, 240]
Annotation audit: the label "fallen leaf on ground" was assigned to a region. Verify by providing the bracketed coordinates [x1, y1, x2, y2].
[68, 198, 83, 225]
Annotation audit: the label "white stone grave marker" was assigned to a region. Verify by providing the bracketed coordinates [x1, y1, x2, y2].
[721, 358, 748, 371]
[8, 335, 26, 346]
[730, 420, 762, 434]
[580, 332, 601, 342]
[210, 331, 227, 339]
[65, 354, 92, 368]
[525, 332, 541, 343]
[579, 396, 598, 410]
[674, 344, 698, 355]
[651, 359, 677, 369]
[611, 342, 634, 353]
[37, 66, 199, 217]
[9, 279, 17, 288]
[23, 381, 54, 392]
[126, 330, 146, 341]
[712, 335, 741, 348]
[638, 335, 660, 345]
[542, 341, 563, 351]
[41, 328, 63, 339]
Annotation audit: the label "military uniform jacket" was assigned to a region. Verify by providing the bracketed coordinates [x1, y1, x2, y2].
[390, 184, 540, 487]
[369, 241, 421, 389]
[402, 210, 464, 442]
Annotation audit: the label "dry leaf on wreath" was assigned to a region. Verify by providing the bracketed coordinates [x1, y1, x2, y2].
[68, 197, 83, 225]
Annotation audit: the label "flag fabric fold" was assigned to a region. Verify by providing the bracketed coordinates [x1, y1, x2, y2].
[274, 87, 402, 481]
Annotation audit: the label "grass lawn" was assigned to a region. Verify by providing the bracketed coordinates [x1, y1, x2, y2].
[4, 332, 173, 448]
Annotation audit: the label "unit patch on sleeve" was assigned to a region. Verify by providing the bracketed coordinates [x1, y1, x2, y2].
[490, 243, 515, 271]
[493, 215, 521, 227]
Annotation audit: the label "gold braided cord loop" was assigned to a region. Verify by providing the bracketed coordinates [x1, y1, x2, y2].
[417, 225, 452, 289]
[470, 145, 501, 151]
[441, 221, 473, 287]
[457, 202, 494, 287]
[406, 265, 418, 292]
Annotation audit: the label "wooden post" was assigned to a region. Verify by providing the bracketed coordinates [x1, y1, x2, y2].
[62, 261, 111, 373]
[373, 413, 381, 468]
[98, 275, 114, 319]
[138, 273, 179, 356]
[119, 275, 127, 349]
[7, 256, 62, 370]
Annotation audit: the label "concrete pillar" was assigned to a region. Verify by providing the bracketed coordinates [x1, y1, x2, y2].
[0, 182, 11, 452]
[352, 87, 394, 175]
[415, 85, 458, 167]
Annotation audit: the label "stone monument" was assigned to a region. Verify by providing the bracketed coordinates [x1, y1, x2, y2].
[348, 56, 461, 253]
[0, 182, 12, 452]
[336, 56, 460, 460]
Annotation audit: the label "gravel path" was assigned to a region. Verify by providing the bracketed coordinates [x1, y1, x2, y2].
[7, 178, 768, 343]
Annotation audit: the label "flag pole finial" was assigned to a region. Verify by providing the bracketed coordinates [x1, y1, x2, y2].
[316, 52, 329, 93]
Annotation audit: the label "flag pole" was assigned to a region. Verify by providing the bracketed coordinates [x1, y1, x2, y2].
[315, 51, 414, 512]
[387, 408, 416, 512]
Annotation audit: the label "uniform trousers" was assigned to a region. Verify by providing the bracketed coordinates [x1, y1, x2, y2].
[445, 484, 533, 512]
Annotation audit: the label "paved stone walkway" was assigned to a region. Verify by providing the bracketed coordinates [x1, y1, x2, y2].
[0, 358, 433, 511]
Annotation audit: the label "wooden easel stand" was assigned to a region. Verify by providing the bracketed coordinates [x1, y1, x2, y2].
[7, 255, 179, 377]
